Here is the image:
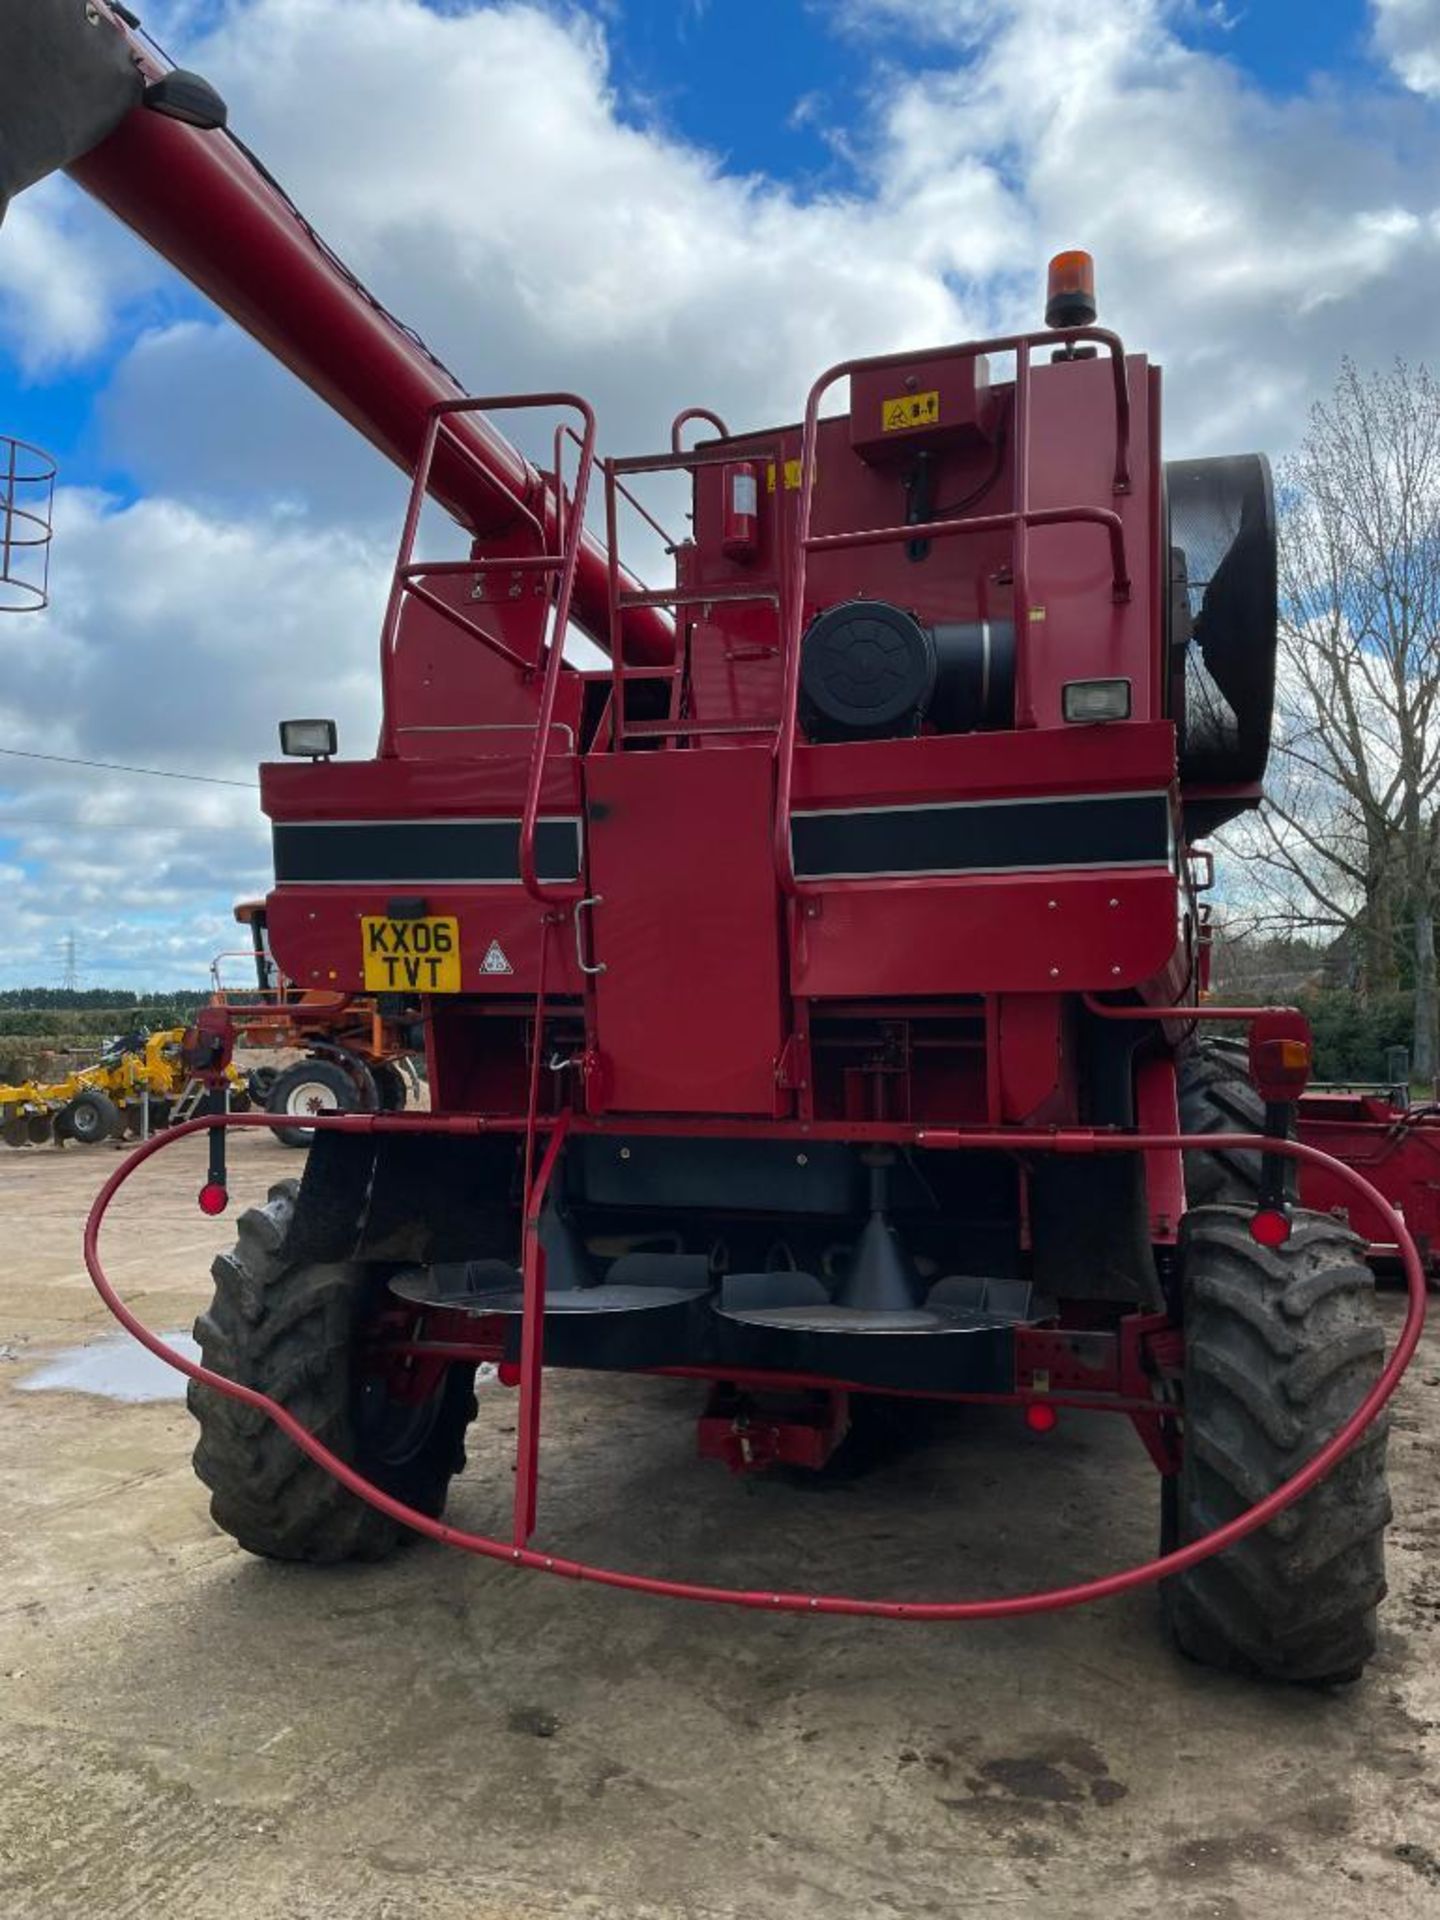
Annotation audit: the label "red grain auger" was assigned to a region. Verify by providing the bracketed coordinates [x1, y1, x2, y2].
[4, 1, 1426, 1683]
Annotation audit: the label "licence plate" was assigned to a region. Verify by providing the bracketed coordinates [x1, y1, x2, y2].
[360, 915, 462, 993]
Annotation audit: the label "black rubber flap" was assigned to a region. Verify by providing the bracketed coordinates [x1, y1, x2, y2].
[0, 0, 144, 219]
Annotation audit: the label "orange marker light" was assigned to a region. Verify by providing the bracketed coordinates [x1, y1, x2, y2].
[1046, 249, 1097, 329]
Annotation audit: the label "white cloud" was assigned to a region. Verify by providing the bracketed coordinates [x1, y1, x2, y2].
[848, 0, 1440, 450]
[0, 488, 388, 987]
[1373, 0, 1440, 97]
[0, 184, 151, 374]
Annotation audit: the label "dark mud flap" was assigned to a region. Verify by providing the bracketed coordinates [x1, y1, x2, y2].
[281, 1130, 522, 1266]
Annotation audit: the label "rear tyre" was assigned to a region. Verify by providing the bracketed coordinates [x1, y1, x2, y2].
[1163, 1206, 1390, 1684]
[266, 1058, 357, 1149]
[1177, 1036, 1294, 1206]
[189, 1180, 476, 1562]
[66, 1089, 123, 1146]
[371, 1061, 409, 1113]
[246, 1065, 279, 1104]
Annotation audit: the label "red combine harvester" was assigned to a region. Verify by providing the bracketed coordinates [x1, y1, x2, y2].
[4, 2, 1426, 1684]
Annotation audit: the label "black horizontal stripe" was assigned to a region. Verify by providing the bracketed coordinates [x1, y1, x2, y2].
[272, 818, 582, 886]
[791, 792, 1171, 880]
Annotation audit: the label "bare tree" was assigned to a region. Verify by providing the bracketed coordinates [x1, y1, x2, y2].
[1226, 358, 1440, 1078]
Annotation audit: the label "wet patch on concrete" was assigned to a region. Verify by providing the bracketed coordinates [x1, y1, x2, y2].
[17, 1330, 198, 1403]
[937, 1736, 1129, 1824]
[1394, 1841, 1440, 1886]
[506, 1705, 561, 1739]
[1162, 1830, 1294, 1880]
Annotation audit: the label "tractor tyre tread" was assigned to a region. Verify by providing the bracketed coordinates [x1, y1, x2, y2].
[1178, 1037, 1281, 1207]
[189, 1180, 473, 1563]
[1163, 1206, 1391, 1684]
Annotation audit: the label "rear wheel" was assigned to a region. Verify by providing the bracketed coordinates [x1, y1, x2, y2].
[189, 1180, 476, 1562]
[1178, 1036, 1292, 1206]
[1163, 1206, 1390, 1683]
[66, 1088, 122, 1146]
[266, 1057, 358, 1149]
[246, 1065, 279, 1104]
[371, 1060, 409, 1113]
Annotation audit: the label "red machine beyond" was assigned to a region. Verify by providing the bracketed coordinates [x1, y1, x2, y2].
[5, 3, 1424, 1686]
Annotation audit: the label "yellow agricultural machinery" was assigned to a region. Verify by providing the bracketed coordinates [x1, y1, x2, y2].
[0, 1028, 246, 1148]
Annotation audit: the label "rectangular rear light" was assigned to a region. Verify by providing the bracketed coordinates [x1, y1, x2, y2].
[1063, 678, 1131, 724]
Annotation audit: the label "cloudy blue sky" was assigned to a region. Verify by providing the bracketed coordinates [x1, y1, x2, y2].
[0, 0, 1437, 987]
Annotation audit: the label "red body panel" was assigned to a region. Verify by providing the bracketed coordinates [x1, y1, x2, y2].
[268, 886, 585, 998]
[585, 748, 785, 1113]
[263, 752, 585, 995]
[1297, 1094, 1440, 1268]
[789, 868, 1178, 999]
[261, 753, 581, 821]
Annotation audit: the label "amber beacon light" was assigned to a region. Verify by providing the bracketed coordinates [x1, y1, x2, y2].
[1045, 249, 1098, 329]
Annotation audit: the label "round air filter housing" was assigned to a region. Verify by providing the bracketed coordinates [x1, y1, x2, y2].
[799, 600, 936, 740]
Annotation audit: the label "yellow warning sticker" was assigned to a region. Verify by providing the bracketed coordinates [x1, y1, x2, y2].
[765, 459, 804, 492]
[881, 390, 941, 432]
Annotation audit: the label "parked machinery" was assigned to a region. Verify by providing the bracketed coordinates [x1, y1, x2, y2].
[0, 1027, 245, 1146]
[1298, 1087, 1440, 1284]
[2, 2, 1425, 1684]
[214, 901, 419, 1146]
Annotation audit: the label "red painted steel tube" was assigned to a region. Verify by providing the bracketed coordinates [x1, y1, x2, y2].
[1082, 997, 1298, 1023]
[671, 408, 731, 452]
[801, 504, 1130, 602]
[514, 1113, 569, 1545]
[61, 15, 671, 665]
[83, 1114, 1425, 1621]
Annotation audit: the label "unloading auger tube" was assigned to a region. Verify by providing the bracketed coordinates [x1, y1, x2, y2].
[84, 1111, 1426, 1621]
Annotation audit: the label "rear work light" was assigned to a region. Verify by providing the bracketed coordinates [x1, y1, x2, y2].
[1062, 678, 1131, 724]
[279, 718, 337, 760]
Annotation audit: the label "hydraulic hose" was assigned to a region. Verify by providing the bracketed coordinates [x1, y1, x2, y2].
[83, 1113, 1426, 1621]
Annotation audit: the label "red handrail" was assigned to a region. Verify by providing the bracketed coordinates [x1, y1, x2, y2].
[772, 326, 1134, 896]
[601, 439, 784, 750]
[374, 392, 595, 904]
[83, 1114, 1425, 1621]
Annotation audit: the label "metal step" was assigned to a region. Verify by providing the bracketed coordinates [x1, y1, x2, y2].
[714, 1271, 1035, 1336]
[390, 1251, 712, 1318]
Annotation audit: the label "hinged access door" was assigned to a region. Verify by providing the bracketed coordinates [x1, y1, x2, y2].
[584, 746, 785, 1113]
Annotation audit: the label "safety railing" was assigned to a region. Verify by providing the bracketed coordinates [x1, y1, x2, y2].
[772, 327, 1134, 895]
[0, 435, 56, 614]
[377, 393, 596, 903]
[209, 950, 286, 999]
[602, 437, 786, 747]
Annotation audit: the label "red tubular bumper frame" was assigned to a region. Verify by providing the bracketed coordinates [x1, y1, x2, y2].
[83, 1114, 1426, 1622]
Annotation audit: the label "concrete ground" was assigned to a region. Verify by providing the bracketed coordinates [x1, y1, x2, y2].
[0, 1134, 1436, 1920]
